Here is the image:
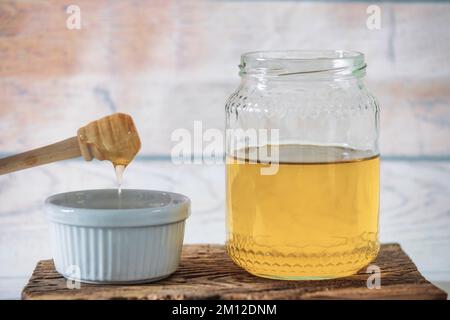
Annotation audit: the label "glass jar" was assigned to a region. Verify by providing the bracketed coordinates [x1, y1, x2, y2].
[225, 50, 380, 280]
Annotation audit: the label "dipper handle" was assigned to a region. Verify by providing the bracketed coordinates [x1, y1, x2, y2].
[0, 137, 81, 175]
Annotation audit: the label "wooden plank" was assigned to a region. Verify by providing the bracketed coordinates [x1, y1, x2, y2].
[1, 77, 449, 156]
[21, 244, 447, 300]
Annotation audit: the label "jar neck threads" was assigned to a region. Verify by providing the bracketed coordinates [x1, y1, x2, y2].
[239, 50, 366, 81]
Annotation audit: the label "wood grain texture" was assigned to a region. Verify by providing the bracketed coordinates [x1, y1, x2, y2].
[21, 244, 447, 300]
[76, 112, 141, 164]
[0, 1, 449, 156]
[0, 113, 142, 174]
[0, 137, 80, 175]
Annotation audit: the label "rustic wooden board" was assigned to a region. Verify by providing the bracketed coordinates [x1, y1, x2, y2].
[22, 244, 447, 300]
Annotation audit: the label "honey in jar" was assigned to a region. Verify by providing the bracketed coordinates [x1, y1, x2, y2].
[226, 144, 380, 279]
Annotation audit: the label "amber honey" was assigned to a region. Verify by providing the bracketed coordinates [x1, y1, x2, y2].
[226, 144, 380, 279]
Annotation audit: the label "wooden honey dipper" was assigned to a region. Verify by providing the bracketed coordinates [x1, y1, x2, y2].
[0, 113, 141, 175]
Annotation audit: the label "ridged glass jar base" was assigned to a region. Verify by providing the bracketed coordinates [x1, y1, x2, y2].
[226, 238, 380, 280]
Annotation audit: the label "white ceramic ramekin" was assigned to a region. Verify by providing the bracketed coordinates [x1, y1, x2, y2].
[44, 189, 190, 284]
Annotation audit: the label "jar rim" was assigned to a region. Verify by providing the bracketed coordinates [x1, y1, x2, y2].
[242, 50, 363, 61]
[240, 50, 366, 79]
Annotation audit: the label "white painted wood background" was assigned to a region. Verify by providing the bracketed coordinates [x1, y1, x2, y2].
[0, 0, 449, 299]
[0, 0, 449, 156]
